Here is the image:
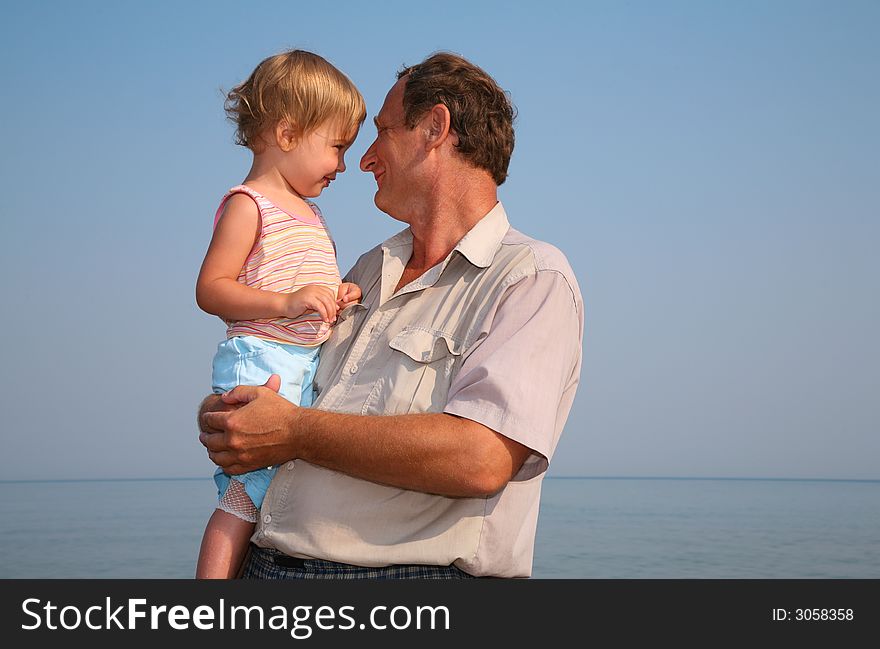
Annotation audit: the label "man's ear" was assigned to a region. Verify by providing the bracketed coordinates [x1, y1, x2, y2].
[276, 120, 298, 152]
[425, 104, 453, 151]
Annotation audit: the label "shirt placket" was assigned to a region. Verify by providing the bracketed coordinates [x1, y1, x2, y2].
[319, 305, 393, 412]
[322, 242, 456, 413]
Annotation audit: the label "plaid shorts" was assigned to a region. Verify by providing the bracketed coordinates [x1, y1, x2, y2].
[242, 545, 477, 580]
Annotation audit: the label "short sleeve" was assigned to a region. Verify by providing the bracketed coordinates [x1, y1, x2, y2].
[444, 270, 583, 480]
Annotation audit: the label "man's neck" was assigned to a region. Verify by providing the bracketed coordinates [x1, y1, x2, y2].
[406, 180, 498, 272]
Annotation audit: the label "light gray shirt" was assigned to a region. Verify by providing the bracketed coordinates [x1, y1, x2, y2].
[254, 202, 584, 577]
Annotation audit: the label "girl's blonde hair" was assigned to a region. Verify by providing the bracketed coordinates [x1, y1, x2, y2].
[225, 50, 366, 150]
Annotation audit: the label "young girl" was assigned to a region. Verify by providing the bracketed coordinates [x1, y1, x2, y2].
[195, 50, 365, 579]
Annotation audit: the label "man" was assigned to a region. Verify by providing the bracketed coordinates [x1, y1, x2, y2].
[200, 52, 583, 578]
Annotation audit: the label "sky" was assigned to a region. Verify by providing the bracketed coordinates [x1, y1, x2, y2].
[0, 1, 877, 481]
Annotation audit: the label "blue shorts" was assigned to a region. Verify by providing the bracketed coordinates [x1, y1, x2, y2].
[211, 335, 320, 508]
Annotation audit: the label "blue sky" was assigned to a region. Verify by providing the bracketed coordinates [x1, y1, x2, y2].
[1, 1, 877, 480]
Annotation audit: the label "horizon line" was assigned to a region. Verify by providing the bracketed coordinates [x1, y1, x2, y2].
[0, 475, 878, 485]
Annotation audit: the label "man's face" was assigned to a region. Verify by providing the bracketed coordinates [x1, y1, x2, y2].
[360, 78, 422, 220]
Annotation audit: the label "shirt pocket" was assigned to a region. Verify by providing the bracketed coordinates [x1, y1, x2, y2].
[333, 302, 368, 335]
[382, 327, 463, 414]
[314, 303, 368, 397]
[325, 302, 368, 351]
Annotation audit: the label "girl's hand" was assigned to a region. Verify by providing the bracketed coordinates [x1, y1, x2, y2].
[284, 285, 339, 322]
[336, 282, 362, 309]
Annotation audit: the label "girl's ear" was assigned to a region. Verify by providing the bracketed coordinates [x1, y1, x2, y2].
[276, 120, 298, 152]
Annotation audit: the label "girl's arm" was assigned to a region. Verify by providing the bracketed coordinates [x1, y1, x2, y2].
[196, 194, 338, 322]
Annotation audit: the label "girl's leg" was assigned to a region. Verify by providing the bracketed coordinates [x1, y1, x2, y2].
[196, 507, 256, 579]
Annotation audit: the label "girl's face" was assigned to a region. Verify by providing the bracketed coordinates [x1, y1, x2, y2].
[280, 121, 355, 198]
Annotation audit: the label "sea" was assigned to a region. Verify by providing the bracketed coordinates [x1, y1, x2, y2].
[0, 477, 877, 579]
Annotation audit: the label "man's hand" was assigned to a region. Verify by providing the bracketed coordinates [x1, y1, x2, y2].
[199, 374, 300, 474]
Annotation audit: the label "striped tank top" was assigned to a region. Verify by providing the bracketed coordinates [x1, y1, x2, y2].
[214, 185, 341, 346]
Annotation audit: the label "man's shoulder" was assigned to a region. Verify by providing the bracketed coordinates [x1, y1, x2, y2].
[496, 228, 581, 301]
[500, 228, 572, 271]
[344, 243, 381, 282]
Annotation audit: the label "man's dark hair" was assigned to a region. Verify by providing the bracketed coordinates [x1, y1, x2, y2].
[398, 52, 515, 186]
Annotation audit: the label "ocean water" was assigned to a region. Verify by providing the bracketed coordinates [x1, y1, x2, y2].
[533, 477, 880, 578]
[0, 477, 877, 578]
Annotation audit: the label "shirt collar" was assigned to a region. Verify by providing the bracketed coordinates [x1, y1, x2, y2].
[381, 201, 510, 269]
[451, 201, 510, 268]
[378, 202, 510, 303]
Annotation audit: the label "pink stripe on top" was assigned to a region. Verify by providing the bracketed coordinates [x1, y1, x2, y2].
[214, 185, 340, 346]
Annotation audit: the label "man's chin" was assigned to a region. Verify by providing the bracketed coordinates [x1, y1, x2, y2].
[373, 197, 409, 224]
[373, 193, 391, 215]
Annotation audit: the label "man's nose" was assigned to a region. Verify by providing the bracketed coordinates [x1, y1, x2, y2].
[360, 140, 377, 172]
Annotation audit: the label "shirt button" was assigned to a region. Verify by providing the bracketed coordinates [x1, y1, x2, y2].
[349, 365, 358, 374]
[263, 514, 272, 524]
[287, 462, 295, 470]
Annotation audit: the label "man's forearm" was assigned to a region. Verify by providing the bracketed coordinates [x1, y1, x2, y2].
[293, 409, 528, 498]
[200, 386, 530, 498]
